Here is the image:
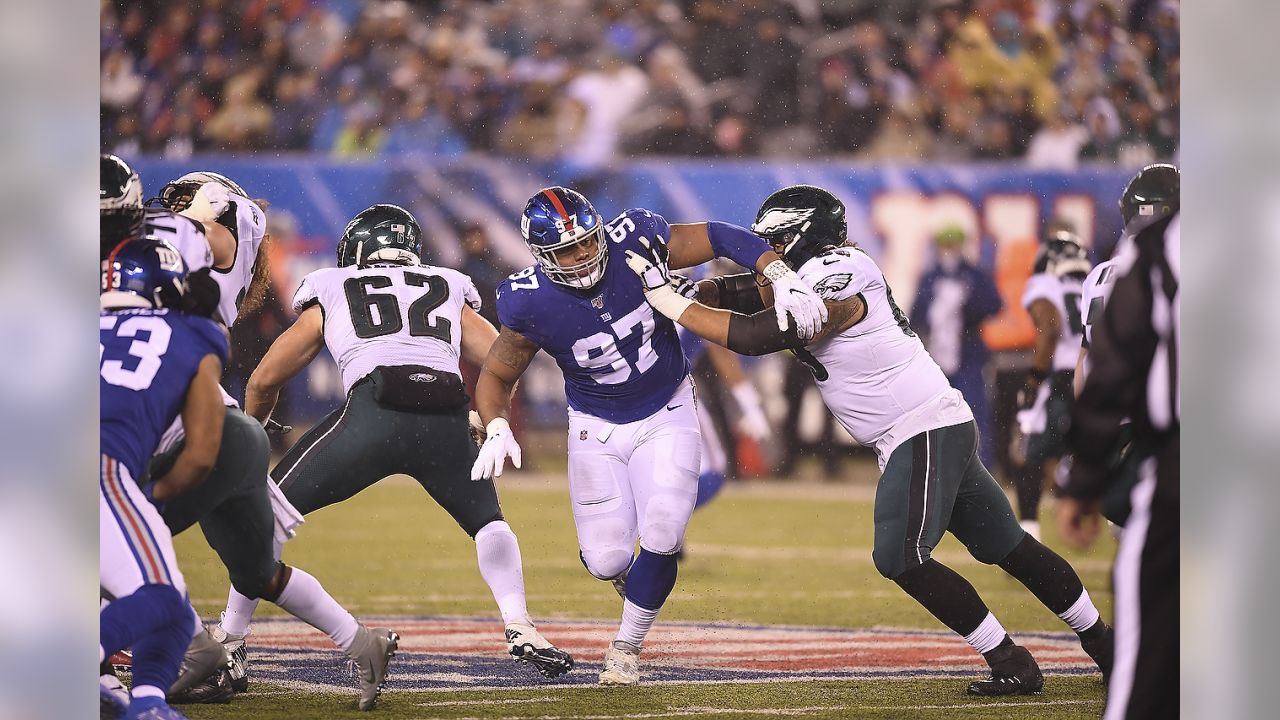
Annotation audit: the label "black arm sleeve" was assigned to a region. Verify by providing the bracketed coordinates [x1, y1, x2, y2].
[711, 273, 767, 314]
[725, 309, 806, 356]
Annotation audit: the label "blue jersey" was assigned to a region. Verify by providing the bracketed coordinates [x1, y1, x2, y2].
[497, 208, 689, 423]
[100, 309, 229, 479]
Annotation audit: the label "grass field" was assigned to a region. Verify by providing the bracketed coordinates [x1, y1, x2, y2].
[172, 466, 1115, 719]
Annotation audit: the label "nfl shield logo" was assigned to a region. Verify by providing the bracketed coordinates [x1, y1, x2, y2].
[579, 430, 589, 441]
[591, 296, 604, 309]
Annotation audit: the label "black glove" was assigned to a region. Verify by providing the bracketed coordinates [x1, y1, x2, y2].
[182, 268, 222, 319]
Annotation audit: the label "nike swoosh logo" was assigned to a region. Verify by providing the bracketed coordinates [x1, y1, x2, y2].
[822, 258, 841, 265]
[666, 404, 682, 411]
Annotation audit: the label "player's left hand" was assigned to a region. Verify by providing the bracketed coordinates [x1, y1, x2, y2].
[762, 260, 828, 340]
[1056, 496, 1104, 549]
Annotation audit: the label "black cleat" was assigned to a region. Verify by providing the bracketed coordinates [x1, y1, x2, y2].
[1080, 622, 1114, 684]
[169, 669, 235, 705]
[967, 644, 1045, 696]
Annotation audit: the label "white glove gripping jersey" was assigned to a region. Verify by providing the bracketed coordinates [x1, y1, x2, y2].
[294, 263, 482, 395]
[211, 193, 267, 328]
[141, 207, 212, 273]
[795, 247, 973, 468]
[1021, 272, 1086, 371]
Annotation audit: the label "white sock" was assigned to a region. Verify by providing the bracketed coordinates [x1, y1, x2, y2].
[273, 566, 360, 651]
[615, 599, 660, 649]
[1058, 589, 1102, 633]
[964, 612, 1009, 654]
[131, 685, 165, 700]
[475, 520, 533, 626]
[221, 587, 261, 638]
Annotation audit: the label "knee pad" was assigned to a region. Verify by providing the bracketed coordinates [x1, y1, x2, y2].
[579, 547, 634, 581]
[229, 559, 282, 601]
[878, 533, 936, 579]
[638, 521, 685, 556]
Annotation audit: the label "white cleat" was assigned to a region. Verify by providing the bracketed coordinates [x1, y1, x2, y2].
[598, 641, 641, 686]
[506, 623, 574, 678]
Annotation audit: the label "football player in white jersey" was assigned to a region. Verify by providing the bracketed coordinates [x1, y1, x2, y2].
[1012, 229, 1092, 539]
[217, 204, 574, 685]
[626, 184, 1114, 696]
[100, 155, 231, 318]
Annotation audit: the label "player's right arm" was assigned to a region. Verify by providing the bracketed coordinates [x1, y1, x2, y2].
[471, 326, 539, 480]
[460, 305, 500, 366]
[244, 304, 326, 423]
[150, 354, 225, 502]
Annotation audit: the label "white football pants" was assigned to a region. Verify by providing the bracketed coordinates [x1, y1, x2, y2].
[100, 454, 186, 599]
[567, 376, 701, 580]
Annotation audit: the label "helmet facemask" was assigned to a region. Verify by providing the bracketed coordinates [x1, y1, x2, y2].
[531, 224, 608, 289]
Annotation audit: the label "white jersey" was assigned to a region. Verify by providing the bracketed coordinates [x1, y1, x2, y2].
[141, 208, 211, 273]
[294, 263, 481, 395]
[210, 193, 267, 328]
[1079, 259, 1119, 348]
[1021, 272, 1086, 371]
[795, 247, 973, 469]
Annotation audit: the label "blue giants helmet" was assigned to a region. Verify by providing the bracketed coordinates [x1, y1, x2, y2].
[520, 186, 606, 289]
[101, 238, 189, 310]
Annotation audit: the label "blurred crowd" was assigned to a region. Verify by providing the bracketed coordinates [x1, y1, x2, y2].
[101, 0, 1178, 167]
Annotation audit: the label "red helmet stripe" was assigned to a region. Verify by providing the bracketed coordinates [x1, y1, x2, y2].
[540, 188, 572, 223]
[103, 238, 132, 290]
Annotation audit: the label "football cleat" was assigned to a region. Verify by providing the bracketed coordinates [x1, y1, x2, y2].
[211, 623, 250, 693]
[1080, 622, 1115, 684]
[598, 641, 641, 686]
[168, 627, 232, 702]
[100, 673, 129, 720]
[505, 623, 575, 678]
[967, 644, 1044, 696]
[346, 625, 398, 711]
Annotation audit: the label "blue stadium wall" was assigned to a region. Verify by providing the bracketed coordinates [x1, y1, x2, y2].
[132, 156, 1135, 423]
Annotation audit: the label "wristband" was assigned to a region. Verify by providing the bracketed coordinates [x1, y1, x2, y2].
[644, 284, 694, 320]
[485, 417, 512, 437]
[706, 221, 771, 271]
[762, 259, 796, 283]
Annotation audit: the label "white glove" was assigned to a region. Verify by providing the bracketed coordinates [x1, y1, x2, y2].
[470, 417, 522, 481]
[763, 260, 828, 340]
[624, 238, 694, 320]
[669, 273, 698, 299]
[731, 382, 770, 441]
[178, 181, 232, 223]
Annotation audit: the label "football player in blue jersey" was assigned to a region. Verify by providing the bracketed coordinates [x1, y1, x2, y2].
[471, 186, 827, 685]
[100, 239, 228, 720]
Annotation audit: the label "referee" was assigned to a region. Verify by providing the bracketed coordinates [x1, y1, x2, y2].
[1057, 206, 1179, 720]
